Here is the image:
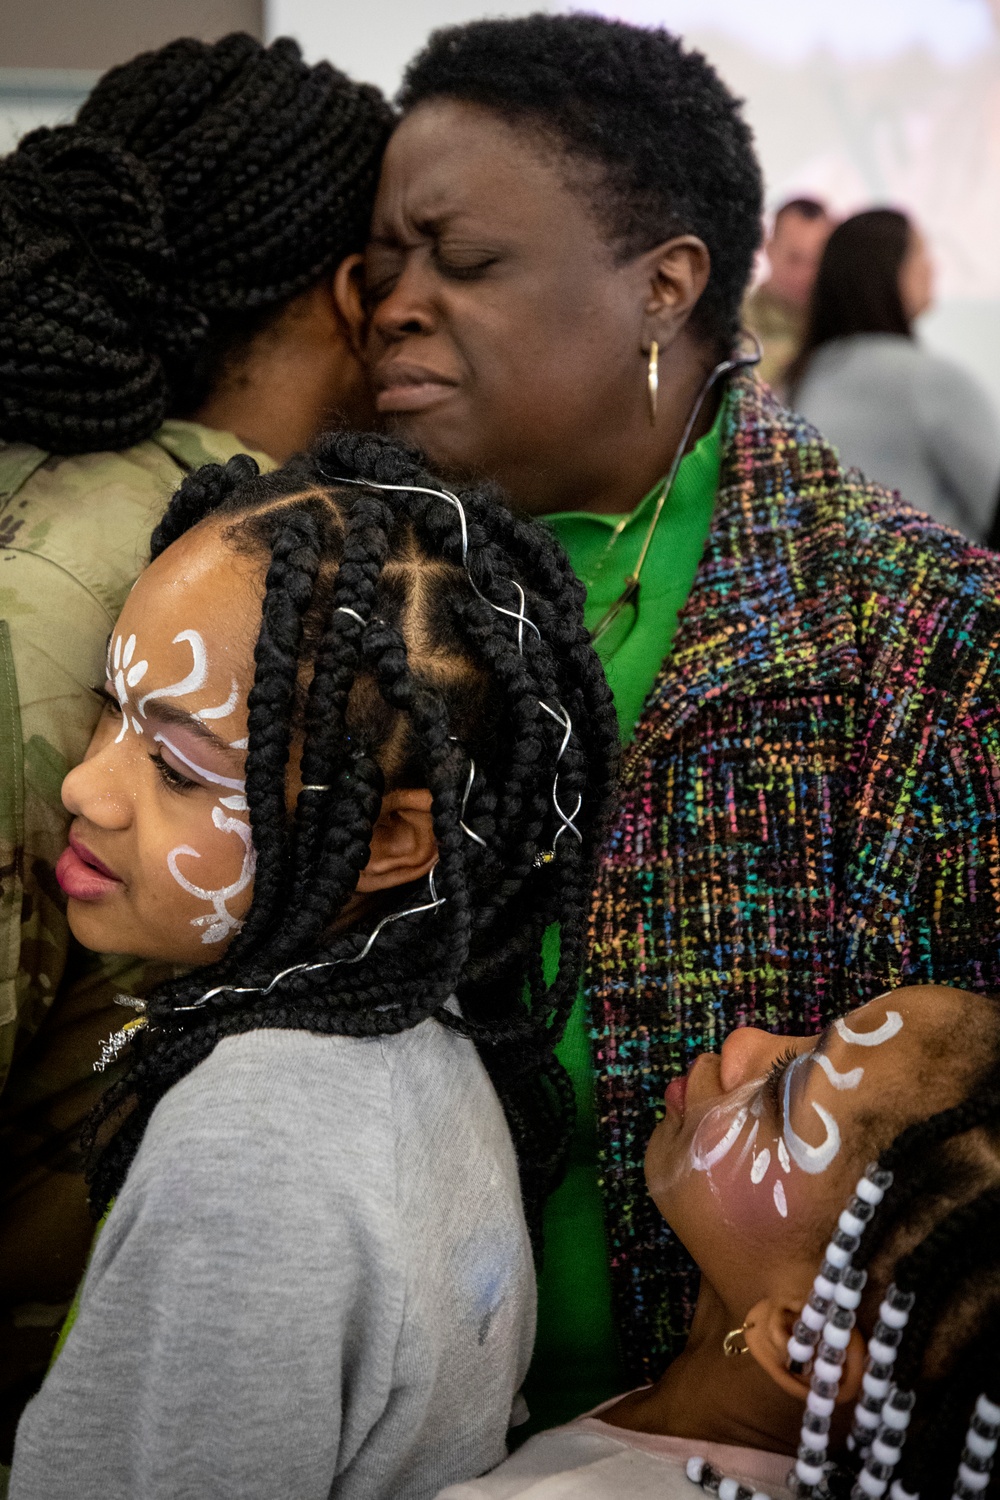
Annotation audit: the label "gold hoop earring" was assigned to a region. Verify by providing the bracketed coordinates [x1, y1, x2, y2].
[646, 340, 659, 426]
[722, 1323, 753, 1357]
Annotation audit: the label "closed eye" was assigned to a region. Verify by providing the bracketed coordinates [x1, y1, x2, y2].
[151, 751, 200, 793]
[764, 1046, 798, 1116]
[92, 682, 122, 717]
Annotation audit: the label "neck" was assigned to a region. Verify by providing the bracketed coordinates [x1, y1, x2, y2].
[519, 331, 723, 518]
[604, 1285, 802, 1455]
[190, 283, 375, 464]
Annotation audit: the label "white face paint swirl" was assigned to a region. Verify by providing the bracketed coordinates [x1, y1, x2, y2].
[136, 629, 208, 717]
[156, 731, 253, 945]
[684, 1004, 905, 1219]
[834, 1011, 904, 1048]
[692, 1105, 750, 1172]
[782, 1052, 842, 1174]
[814, 1052, 865, 1090]
[109, 633, 149, 743]
[167, 811, 255, 945]
[105, 623, 250, 947]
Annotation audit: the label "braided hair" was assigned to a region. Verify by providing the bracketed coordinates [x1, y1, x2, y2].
[840, 1036, 1000, 1499]
[0, 34, 392, 453]
[84, 431, 619, 1249]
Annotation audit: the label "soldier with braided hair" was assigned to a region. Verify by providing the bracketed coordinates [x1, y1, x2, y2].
[8, 432, 617, 1500]
[435, 984, 1000, 1500]
[0, 35, 392, 1441]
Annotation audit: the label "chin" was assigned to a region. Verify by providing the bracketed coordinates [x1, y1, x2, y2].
[383, 411, 486, 484]
[66, 900, 137, 957]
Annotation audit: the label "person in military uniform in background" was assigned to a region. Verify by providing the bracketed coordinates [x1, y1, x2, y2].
[0, 33, 391, 1455]
[743, 197, 834, 396]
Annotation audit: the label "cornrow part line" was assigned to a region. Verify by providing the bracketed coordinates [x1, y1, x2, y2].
[325, 474, 542, 647]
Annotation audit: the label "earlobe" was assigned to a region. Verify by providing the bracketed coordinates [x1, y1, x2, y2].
[745, 1297, 865, 1406]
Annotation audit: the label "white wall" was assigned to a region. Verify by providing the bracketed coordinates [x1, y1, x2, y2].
[265, 0, 553, 98]
[266, 0, 1000, 413]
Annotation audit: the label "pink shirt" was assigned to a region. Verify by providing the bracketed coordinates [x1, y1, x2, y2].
[435, 1392, 794, 1499]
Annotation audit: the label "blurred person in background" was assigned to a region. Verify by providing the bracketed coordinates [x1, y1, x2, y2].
[743, 197, 833, 396]
[0, 32, 391, 1455]
[366, 11, 1000, 1427]
[790, 208, 1000, 540]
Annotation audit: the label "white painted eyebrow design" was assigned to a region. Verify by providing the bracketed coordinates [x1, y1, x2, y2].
[153, 732, 246, 792]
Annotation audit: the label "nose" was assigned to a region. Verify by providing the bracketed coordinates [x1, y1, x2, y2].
[368, 252, 438, 348]
[718, 1025, 797, 1094]
[61, 735, 133, 831]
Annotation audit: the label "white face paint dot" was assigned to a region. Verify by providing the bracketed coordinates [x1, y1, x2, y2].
[113, 635, 122, 670]
[750, 1148, 771, 1185]
[122, 634, 136, 669]
[778, 1137, 791, 1173]
[126, 659, 148, 689]
[773, 1179, 788, 1217]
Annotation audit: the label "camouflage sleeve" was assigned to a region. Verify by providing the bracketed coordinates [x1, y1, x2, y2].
[0, 549, 112, 1094]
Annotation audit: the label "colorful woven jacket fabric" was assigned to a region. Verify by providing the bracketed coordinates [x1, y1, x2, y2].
[588, 371, 1000, 1382]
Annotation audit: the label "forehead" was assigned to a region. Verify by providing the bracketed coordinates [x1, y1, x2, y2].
[824, 985, 987, 1086]
[119, 525, 261, 676]
[375, 99, 596, 240]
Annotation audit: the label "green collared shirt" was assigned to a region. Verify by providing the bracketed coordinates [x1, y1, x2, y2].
[521, 400, 724, 1431]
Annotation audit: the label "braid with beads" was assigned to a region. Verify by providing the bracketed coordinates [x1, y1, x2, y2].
[84, 431, 619, 1248]
[837, 1061, 1000, 1499]
[0, 34, 392, 452]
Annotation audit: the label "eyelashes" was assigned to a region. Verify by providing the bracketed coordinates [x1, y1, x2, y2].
[151, 753, 199, 793]
[764, 1046, 798, 1115]
[91, 683, 199, 793]
[92, 682, 121, 715]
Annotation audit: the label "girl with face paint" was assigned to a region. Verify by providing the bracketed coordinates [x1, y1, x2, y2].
[438, 984, 1000, 1500]
[9, 436, 618, 1500]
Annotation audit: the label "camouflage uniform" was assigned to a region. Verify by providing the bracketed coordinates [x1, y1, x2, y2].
[742, 282, 806, 399]
[0, 422, 271, 1457]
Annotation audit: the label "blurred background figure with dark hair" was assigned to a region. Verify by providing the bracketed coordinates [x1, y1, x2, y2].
[743, 197, 834, 395]
[791, 207, 1000, 539]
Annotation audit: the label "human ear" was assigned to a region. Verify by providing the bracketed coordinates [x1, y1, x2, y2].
[744, 1297, 865, 1406]
[355, 788, 437, 894]
[333, 253, 368, 358]
[641, 234, 712, 352]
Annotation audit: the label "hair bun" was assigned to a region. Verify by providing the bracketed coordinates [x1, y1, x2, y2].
[0, 125, 205, 452]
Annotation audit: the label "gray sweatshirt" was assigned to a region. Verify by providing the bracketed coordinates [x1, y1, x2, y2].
[10, 1021, 535, 1500]
[795, 333, 1000, 540]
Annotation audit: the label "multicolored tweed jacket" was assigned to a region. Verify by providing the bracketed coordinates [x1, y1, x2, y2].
[588, 372, 1000, 1382]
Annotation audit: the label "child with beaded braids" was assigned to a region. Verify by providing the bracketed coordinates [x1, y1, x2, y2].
[8, 432, 618, 1500]
[438, 984, 1000, 1500]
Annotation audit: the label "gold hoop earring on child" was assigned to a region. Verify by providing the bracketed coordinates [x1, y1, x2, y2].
[722, 1323, 752, 1357]
[647, 339, 659, 426]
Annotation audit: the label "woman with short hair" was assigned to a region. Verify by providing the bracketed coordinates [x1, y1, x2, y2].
[364, 11, 1000, 1428]
[790, 208, 1000, 539]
